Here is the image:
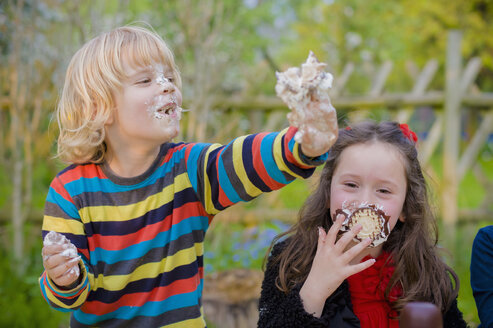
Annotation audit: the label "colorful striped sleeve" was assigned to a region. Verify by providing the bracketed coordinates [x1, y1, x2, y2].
[39, 174, 91, 311]
[187, 126, 328, 215]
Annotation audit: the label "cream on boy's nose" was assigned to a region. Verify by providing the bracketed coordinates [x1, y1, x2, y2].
[161, 82, 174, 94]
[156, 74, 175, 93]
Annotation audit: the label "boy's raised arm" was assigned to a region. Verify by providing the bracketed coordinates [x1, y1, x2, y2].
[184, 126, 328, 216]
[183, 52, 337, 215]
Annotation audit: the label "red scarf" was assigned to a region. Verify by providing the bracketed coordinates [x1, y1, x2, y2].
[347, 251, 403, 328]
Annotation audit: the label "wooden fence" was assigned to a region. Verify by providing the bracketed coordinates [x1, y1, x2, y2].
[211, 30, 493, 238]
[1, 31, 492, 236]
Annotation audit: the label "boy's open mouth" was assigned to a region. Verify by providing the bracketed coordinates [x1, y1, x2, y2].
[155, 102, 177, 117]
[147, 95, 182, 121]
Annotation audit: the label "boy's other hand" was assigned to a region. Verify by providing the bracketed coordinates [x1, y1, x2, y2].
[42, 244, 81, 288]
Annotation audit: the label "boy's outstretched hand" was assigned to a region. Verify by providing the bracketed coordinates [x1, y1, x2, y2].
[293, 96, 338, 158]
[276, 51, 338, 158]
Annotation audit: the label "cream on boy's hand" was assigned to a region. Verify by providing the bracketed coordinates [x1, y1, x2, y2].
[275, 51, 338, 157]
[42, 231, 81, 288]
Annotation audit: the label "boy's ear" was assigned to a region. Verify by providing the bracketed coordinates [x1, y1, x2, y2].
[102, 107, 115, 125]
[105, 112, 114, 125]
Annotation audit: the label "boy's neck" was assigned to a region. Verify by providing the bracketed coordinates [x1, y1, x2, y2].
[105, 145, 161, 178]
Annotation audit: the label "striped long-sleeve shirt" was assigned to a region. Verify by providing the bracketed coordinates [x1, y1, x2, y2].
[39, 127, 327, 327]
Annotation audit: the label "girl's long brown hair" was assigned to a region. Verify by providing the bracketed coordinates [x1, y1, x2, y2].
[266, 121, 459, 314]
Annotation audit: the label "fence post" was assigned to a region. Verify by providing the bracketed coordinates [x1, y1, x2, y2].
[442, 30, 462, 249]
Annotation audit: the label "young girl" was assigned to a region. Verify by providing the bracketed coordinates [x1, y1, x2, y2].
[258, 121, 468, 327]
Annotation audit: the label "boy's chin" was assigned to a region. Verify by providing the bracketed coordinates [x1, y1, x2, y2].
[161, 127, 180, 142]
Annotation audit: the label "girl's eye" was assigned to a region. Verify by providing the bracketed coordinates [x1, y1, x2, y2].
[166, 77, 174, 83]
[344, 182, 357, 188]
[378, 189, 391, 194]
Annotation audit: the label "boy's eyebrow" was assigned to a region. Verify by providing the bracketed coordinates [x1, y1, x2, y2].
[127, 65, 174, 78]
[127, 67, 154, 78]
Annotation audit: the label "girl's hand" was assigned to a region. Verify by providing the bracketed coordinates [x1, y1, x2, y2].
[296, 96, 338, 158]
[42, 244, 81, 288]
[299, 214, 375, 317]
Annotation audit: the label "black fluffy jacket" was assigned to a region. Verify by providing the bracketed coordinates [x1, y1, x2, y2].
[257, 240, 468, 328]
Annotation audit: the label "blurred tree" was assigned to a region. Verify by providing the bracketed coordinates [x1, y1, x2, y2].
[265, 0, 493, 91]
[140, 0, 275, 140]
[0, 0, 131, 272]
[1, 0, 60, 272]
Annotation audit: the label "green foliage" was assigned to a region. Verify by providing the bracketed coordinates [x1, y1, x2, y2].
[0, 242, 69, 328]
[452, 220, 486, 326]
[267, 0, 493, 92]
[0, 166, 10, 210]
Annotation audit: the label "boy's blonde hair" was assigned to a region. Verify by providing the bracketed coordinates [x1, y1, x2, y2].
[56, 25, 181, 164]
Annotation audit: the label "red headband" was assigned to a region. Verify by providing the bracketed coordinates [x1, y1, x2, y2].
[344, 123, 418, 144]
[399, 123, 418, 143]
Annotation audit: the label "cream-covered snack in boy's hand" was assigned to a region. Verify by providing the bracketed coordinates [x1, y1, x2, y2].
[275, 51, 338, 156]
[335, 203, 391, 248]
[43, 231, 81, 277]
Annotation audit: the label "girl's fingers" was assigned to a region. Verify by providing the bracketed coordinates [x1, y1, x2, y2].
[341, 237, 372, 262]
[334, 223, 362, 252]
[316, 226, 327, 254]
[325, 214, 345, 245]
[347, 258, 376, 277]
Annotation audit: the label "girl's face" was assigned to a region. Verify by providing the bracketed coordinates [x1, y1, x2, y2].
[106, 59, 183, 149]
[330, 141, 407, 233]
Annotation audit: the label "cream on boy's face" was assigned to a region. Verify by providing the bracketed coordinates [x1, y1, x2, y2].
[108, 59, 183, 148]
[329, 142, 407, 234]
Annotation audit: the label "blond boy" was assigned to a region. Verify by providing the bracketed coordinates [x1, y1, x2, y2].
[40, 25, 337, 327]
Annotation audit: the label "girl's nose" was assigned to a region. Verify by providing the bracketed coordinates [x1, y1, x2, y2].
[355, 188, 375, 205]
[363, 191, 377, 205]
